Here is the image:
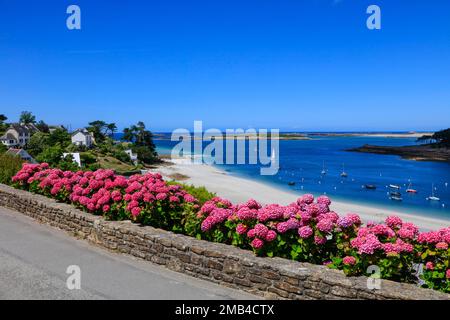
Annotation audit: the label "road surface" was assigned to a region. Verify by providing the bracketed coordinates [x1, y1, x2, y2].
[0, 206, 258, 300]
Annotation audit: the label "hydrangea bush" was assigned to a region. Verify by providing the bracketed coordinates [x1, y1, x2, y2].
[195, 194, 450, 293]
[10, 163, 450, 293]
[12, 163, 198, 233]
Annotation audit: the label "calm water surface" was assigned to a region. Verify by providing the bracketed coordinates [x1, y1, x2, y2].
[151, 135, 450, 220]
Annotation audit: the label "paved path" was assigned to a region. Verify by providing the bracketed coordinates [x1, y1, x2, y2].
[0, 207, 258, 300]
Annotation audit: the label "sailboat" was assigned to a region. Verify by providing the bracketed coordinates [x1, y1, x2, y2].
[340, 163, 348, 178]
[426, 184, 440, 201]
[321, 160, 327, 175]
[406, 182, 417, 193]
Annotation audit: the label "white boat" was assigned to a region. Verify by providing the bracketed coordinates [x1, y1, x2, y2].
[340, 163, 348, 178]
[406, 182, 417, 193]
[389, 184, 401, 189]
[321, 160, 327, 175]
[426, 184, 440, 201]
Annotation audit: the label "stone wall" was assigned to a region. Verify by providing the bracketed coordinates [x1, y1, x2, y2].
[0, 183, 448, 300]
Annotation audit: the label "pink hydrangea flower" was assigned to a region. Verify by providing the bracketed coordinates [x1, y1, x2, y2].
[251, 238, 264, 249]
[343, 256, 356, 266]
[265, 230, 277, 242]
[298, 226, 313, 239]
[385, 216, 403, 229]
[236, 223, 248, 235]
[436, 242, 449, 250]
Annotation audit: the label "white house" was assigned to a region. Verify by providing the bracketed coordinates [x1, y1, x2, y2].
[0, 123, 39, 148]
[62, 152, 81, 167]
[71, 129, 94, 148]
[6, 148, 36, 163]
[125, 149, 138, 165]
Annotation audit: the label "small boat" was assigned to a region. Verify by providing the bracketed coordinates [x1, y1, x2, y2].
[406, 182, 417, 193]
[288, 181, 296, 186]
[340, 163, 348, 178]
[390, 191, 401, 197]
[426, 183, 440, 201]
[364, 184, 377, 190]
[389, 184, 401, 189]
[321, 161, 327, 175]
[390, 195, 403, 201]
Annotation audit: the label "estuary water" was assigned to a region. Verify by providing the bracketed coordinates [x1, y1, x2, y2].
[142, 134, 450, 219]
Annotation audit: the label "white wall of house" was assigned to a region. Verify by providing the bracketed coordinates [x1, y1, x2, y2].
[125, 149, 138, 164]
[71, 132, 93, 147]
[63, 152, 81, 167]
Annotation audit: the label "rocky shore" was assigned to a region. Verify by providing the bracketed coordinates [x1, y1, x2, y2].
[347, 144, 450, 162]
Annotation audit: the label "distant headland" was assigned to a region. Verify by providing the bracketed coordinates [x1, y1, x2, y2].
[347, 129, 450, 163]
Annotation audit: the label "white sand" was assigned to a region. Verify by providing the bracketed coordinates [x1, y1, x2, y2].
[152, 158, 450, 231]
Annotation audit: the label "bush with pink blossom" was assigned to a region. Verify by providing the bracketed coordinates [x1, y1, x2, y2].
[10, 165, 450, 293]
[195, 194, 450, 293]
[12, 163, 198, 233]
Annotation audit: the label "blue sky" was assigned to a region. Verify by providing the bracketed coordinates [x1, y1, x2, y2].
[1, 0, 449, 132]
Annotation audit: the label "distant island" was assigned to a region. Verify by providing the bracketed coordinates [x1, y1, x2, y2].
[347, 129, 450, 162]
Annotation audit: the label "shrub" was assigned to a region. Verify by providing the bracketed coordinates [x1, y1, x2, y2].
[11, 163, 198, 233]
[9, 163, 450, 293]
[0, 153, 23, 184]
[195, 195, 450, 292]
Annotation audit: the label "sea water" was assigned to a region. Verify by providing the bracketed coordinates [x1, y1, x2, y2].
[129, 134, 450, 220]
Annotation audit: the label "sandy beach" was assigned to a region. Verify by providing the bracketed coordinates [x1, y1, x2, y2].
[151, 157, 450, 231]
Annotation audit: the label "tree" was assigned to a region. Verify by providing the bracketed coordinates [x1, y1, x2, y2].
[27, 128, 71, 158]
[0, 114, 8, 133]
[432, 128, 450, 147]
[106, 123, 117, 138]
[36, 120, 50, 133]
[87, 120, 107, 143]
[36, 145, 64, 166]
[122, 121, 158, 164]
[27, 132, 50, 157]
[20, 111, 36, 125]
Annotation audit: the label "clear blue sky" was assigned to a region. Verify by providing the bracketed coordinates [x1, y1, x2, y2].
[1, 0, 449, 132]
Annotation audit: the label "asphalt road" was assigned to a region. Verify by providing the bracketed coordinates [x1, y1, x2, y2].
[0, 206, 258, 300]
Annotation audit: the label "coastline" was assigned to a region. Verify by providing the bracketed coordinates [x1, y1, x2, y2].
[347, 144, 450, 163]
[151, 157, 450, 231]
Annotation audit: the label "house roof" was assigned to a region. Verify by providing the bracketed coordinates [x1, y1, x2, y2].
[6, 123, 39, 135]
[6, 148, 23, 155]
[0, 133, 17, 141]
[71, 128, 92, 137]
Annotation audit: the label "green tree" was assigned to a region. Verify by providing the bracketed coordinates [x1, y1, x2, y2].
[58, 154, 80, 172]
[432, 128, 450, 147]
[19, 111, 36, 124]
[106, 123, 117, 138]
[0, 114, 8, 133]
[87, 120, 108, 143]
[36, 120, 50, 133]
[35, 145, 64, 166]
[0, 143, 7, 154]
[122, 121, 158, 164]
[0, 153, 23, 184]
[27, 132, 50, 157]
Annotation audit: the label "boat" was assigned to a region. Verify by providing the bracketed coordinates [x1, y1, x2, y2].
[426, 184, 440, 201]
[390, 195, 403, 201]
[390, 191, 401, 197]
[340, 163, 348, 178]
[389, 184, 401, 189]
[321, 161, 327, 175]
[288, 181, 296, 186]
[406, 182, 417, 193]
[364, 184, 377, 190]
